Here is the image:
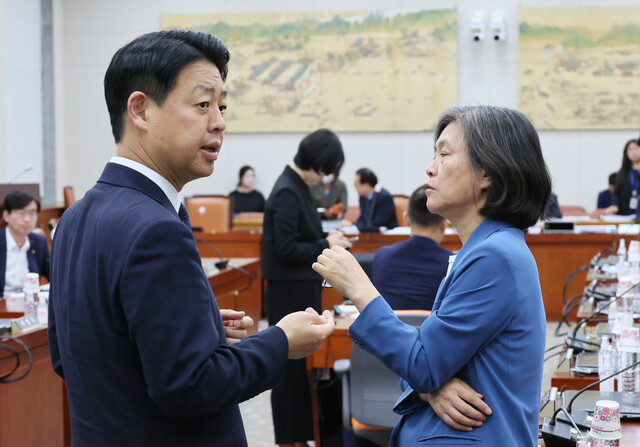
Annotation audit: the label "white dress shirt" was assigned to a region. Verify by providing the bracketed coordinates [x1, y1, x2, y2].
[4, 227, 30, 294]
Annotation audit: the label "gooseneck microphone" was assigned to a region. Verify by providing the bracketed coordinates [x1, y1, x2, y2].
[567, 278, 639, 352]
[191, 228, 229, 270]
[8, 164, 34, 183]
[541, 358, 640, 446]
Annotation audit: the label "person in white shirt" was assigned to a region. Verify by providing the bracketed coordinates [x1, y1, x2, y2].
[1, 190, 50, 296]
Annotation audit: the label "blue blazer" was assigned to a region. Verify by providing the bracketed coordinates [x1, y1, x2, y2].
[371, 236, 450, 311]
[49, 163, 289, 446]
[355, 188, 398, 231]
[349, 220, 546, 446]
[0, 230, 50, 296]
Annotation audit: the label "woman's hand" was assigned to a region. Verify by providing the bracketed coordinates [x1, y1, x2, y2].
[312, 246, 380, 309]
[326, 231, 351, 249]
[420, 377, 492, 432]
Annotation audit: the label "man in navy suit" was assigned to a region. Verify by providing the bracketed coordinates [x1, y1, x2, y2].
[48, 30, 335, 447]
[343, 168, 398, 231]
[371, 186, 450, 310]
[1, 189, 50, 296]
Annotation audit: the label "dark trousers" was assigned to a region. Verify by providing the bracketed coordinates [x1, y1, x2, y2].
[266, 280, 322, 444]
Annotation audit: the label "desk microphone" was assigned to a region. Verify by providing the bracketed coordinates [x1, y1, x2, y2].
[191, 229, 229, 270]
[8, 164, 34, 183]
[541, 358, 640, 446]
[566, 279, 639, 352]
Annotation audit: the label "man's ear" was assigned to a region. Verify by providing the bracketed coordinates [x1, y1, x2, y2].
[127, 91, 150, 133]
[403, 210, 410, 227]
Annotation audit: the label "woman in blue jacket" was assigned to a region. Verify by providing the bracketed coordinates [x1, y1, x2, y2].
[314, 105, 551, 446]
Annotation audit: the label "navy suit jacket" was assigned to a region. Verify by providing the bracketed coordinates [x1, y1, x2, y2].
[371, 236, 450, 311]
[49, 163, 288, 446]
[355, 188, 398, 231]
[0, 230, 50, 296]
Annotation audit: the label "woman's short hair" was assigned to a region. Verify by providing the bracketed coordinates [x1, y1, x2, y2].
[238, 165, 253, 187]
[434, 105, 552, 230]
[294, 129, 344, 175]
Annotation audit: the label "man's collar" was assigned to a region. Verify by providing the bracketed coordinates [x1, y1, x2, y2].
[5, 227, 30, 251]
[110, 156, 180, 212]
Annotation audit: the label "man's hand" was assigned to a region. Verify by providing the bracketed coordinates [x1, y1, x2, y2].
[220, 309, 254, 344]
[420, 377, 492, 432]
[276, 308, 335, 359]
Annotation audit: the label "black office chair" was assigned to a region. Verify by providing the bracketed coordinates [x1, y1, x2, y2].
[334, 311, 429, 446]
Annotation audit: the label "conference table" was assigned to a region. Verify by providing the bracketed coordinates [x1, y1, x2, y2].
[194, 230, 636, 321]
[0, 257, 262, 447]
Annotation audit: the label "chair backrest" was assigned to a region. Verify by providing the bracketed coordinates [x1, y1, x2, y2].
[185, 195, 233, 233]
[349, 311, 430, 428]
[63, 186, 76, 209]
[392, 195, 409, 226]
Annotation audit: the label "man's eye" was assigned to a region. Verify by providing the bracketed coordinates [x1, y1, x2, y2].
[198, 102, 210, 110]
[219, 106, 227, 116]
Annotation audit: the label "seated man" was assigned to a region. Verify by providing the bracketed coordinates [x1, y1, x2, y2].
[597, 173, 616, 209]
[1, 189, 50, 295]
[342, 168, 398, 231]
[371, 186, 450, 310]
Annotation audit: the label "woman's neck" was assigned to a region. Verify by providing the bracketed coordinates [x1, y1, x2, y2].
[632, 161, 640, 171]
[450, 213, 487, 245]
[236, 185, 253, 193]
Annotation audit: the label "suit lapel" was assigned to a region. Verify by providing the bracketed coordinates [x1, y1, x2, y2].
[97, 163, 178, 218]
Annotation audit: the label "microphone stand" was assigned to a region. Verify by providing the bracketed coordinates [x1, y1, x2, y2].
[568, 279, 639, 351]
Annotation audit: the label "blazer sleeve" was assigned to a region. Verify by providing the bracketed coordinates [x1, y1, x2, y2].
[120, 218, 288, 419]
[349, 246, 516, 393]
[269, 188, 329, 266]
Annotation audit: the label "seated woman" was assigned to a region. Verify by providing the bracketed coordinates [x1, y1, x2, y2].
[314, 105, 550, 446]
[1, 189, 50, 295]
[229, 165, 266, 214]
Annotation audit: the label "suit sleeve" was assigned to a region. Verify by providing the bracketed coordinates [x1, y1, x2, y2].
[40, 237, 51, 280]
[120, 218, 288, 419]
[373, 193, 398, 228]
[270, 188, 328, 265]
[349, 246, 516, 393]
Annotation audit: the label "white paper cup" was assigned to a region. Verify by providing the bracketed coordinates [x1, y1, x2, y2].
[589, 400, 622, 440]
[23, 272, 40, 293]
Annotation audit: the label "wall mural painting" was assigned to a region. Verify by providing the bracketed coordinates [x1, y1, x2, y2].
[520, 6, 640, 130]
[162, 9, 457, 133]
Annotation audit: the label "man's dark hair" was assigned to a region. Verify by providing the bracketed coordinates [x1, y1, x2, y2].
[104, 29, 230, 143]
[4, 190, 40, 213]
[356, 168, 377, 187]
[608, 172, 617, 186]
[434, 105, 552, 230]
[293, 129, 344, 175]
[408, 186, 444, 228]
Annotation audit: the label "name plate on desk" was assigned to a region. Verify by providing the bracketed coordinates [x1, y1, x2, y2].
[11, 315, 43, 334]
[544, 221, 575, 233]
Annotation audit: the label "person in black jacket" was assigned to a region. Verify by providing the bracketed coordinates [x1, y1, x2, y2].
[342, 168, 398, 231]
[1, 189, 50, 296]
[612, 138, 640, 216]
[262, 128, 351, 447]
[229, 165, 266, 214]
